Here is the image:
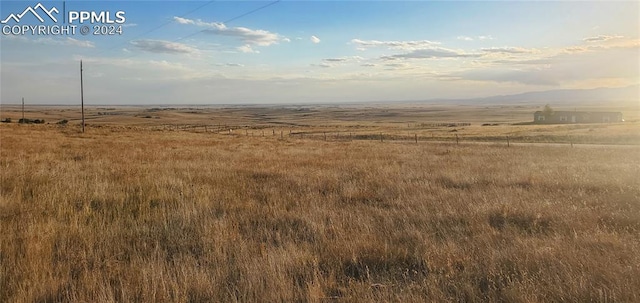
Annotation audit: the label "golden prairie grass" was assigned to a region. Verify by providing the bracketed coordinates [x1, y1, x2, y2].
[1, 123, 639, 302]
[2, 105, 638, 145]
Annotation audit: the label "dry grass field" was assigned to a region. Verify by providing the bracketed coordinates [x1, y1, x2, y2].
[2, 103, 639, 145]
[1, 105, 639, 302]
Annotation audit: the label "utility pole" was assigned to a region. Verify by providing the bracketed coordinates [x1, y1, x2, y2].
[21, 97, 24, 122]
[80, 60, 85, 133]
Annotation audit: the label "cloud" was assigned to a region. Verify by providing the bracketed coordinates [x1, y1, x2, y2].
[583, 35, 624, 43]
[315, 56, 366, 68]
[311, 63, 332, 68]
[564, 37, 638, 53]
[322, 56, 363, 63]
[456, 35, 493, 41]
[237, 44, 259, 53]
[481, 47, 537, 54]
[384, 47, 480, 59]
[563, 46, 589, 54]
[453, 68, 560, 85]
[173, 16, 286, 46]
[217, 63, 244, 67]
[351, 39, 441, 50]
[310, 35, 321, 44]
[384, 63, 410, 69]
[450, 43, 639, 86]
[130, 39, 198, 54]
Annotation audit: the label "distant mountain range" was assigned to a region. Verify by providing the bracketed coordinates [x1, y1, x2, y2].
[422, 85, 639, 105]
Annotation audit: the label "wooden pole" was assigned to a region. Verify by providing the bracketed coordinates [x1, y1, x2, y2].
[415, 134, 418, 143]
[80, 60, 85, 133]
[21, 97, 24, 123]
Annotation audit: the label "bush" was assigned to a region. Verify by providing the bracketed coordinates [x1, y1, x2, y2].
[1, 118, 11, 123]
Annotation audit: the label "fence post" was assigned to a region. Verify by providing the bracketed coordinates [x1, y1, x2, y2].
[380, 133, 383, 143]
[280, 131, 283, 139]
[506, 136, 510, 147]
[415, 134, 418, 143]
[455, 134, 459, 145]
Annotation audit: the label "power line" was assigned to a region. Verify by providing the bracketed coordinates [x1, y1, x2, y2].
[96, 0, 217, 55]
[129, 0, 217, 43]
[174, 0, 282, 44]
[98, 0, 282, 60]
[223, 0, 280, 24]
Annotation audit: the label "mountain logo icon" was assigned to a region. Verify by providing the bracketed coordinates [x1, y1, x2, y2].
[1, 3, 59, 24]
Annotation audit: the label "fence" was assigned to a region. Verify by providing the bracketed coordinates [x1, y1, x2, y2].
[151, 123, 581, 147]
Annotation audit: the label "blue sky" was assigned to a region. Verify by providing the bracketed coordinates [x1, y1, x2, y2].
[1, 1, 638, 104]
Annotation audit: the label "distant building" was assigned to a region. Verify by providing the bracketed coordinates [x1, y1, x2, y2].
[533, 111, 623, 124]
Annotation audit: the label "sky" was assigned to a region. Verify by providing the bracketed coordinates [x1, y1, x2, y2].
[1, 0, 639, 105]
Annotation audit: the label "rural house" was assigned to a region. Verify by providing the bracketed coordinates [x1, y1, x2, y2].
[533, 111, 623, 124]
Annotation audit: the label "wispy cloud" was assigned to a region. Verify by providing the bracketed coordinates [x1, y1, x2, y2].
[130, 39, 198, 54]
[583, 35, 624, 43]
[314, 56, 366, 68]
[384, 47, 480, 59]
[311, 63, 332, 68]
[310, 35, 321, 44]
[237, 44, 259, 53]
[351, 39, 440, 50]
[173, 16, 286, 47]
[322, 56, 363, 63]
[216, 63, 244, 67]
[456, 35, 493, 41]
[481, 47, 537, 54]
